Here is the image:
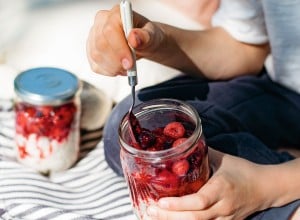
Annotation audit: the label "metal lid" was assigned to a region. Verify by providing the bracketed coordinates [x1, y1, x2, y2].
[14, 67, 80, 105]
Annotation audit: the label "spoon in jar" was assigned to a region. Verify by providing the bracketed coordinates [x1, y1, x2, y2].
[120, 0, 139, 144]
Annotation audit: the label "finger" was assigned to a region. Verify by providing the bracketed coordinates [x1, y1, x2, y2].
[128, 22, 164, 59]
[157, 193, 213, 211]
[88, 20, 125, 75]
[87, 27, 116, 75]
[192, 199, 235, 220]
[128, 28, 150, 50]
[157, 177, 223, 212]
[148, 200, 234, 220]
[87, 27, 103, 74]
[88, 10, 111, 73]
[93, 8, 130, 71]
[102, 5, 134, 70]
[147, 205, 223, 220]
[147, 205, 198, 220]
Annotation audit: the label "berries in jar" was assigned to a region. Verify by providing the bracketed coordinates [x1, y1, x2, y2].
[14, 67, 81, 173]
[119, 99, 210, 220]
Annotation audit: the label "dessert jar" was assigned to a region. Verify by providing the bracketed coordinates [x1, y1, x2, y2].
[14, 67, 81, 173]
[119, 99, 210, 220]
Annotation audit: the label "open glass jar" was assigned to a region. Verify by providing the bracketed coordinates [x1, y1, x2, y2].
[119, 99, 210, 220]
[14, 67, 81, 174]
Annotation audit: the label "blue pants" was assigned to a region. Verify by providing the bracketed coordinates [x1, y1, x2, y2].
[103, 71, 300, 219]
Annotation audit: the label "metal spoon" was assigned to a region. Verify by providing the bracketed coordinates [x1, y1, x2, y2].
[120, 0, 138, 144]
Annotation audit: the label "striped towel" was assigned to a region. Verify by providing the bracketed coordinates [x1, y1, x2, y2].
[0, 99, 135, 220]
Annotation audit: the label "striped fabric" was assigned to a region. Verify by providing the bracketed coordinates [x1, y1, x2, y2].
[0, 99, 135, 220]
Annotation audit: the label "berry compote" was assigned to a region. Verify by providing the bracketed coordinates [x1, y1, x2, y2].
[119, 99, 209, 220]
[14, 67, 81, 173]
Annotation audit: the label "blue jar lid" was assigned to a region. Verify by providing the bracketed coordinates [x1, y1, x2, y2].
[14, 67, 80, 105]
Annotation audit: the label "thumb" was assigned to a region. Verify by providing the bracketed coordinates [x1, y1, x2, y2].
[128, 28, 153, 50]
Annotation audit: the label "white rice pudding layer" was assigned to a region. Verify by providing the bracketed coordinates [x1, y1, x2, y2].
[15, 129, 79, 173]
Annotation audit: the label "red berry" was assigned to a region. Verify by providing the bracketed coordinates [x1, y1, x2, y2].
[138, 129, 156, 149]
[25, 106, 36, 117]
[152, 127, 164, 136]
[39, 106, 52, 117]
[172, 159, 190, 176]
[18, 146, 28, 159]
[154, 135, 173, 150]
[187, 148, 203, 169]
[163, 122, 185, 139]
[16, 112, 27, 133]
[172, 138, 188, 148]
[55, 109, 74, 127]
[15, 102, 77, 144]
[154, 170, 179, 189]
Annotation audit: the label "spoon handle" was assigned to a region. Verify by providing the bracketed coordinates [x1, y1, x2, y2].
[120, 0, 138, 87]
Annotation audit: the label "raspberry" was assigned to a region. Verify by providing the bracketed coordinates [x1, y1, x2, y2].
[163, 122, 185, 139]
[153, 170, 179, 190]
[15, 102, 76, 142]
[16, 112, 27, 133]
[40, 106, 52, 117]
[172, 138, 187, 148]
[172, 159, 190, 176]
[18, 146, 27, 159]
[156, 135, 174, 149]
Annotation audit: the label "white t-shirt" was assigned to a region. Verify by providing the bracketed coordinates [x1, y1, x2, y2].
[212, 0, 300, 94]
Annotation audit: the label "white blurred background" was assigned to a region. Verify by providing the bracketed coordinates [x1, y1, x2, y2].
[0, 0, 202, 101]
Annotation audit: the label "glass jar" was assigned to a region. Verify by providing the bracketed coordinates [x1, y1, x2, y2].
[14, 67, 81, 174]
[119, 99, 210, 220]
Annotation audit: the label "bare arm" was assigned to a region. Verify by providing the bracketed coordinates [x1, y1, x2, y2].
[142, 24, 270, 80]
[87, 6, 270, 79]
[259, 157, 300, 209]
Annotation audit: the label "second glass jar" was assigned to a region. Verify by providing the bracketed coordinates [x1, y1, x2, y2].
[14, 67, 81, 174]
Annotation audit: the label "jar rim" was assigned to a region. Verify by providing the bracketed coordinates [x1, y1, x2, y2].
[14, 67, 81, 105]
[119, 98, 202, 161]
